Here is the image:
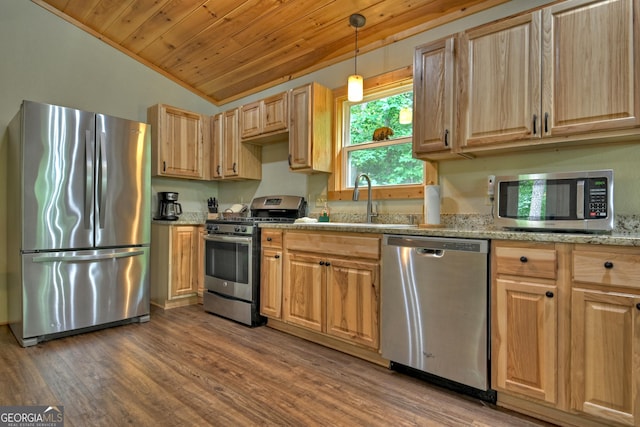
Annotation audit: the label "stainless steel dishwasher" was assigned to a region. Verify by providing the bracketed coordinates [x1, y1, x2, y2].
[381, 235, 492, 400]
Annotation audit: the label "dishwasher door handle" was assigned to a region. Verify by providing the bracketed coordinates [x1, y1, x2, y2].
[415, 248, 444, 257]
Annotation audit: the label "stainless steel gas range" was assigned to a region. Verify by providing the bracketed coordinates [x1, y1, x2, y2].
[203, 195, 306, 326]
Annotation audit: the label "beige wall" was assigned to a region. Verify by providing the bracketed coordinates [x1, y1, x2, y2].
[2, 0, 639, 324]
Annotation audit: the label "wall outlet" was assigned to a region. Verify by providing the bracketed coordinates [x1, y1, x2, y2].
[487, 175, 496, 197]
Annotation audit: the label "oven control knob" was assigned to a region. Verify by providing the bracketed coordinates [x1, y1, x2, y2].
[234, 226, 241, 232]
[210, 225, 219, 232]
[240, 226, 247, 232]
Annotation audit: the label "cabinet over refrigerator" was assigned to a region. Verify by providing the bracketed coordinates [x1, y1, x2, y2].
[7, 100, 151, 347]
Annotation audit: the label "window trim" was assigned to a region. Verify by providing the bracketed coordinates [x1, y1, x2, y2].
[328, 66, 430, 201]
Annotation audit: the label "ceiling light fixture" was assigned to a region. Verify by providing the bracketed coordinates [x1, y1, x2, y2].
[348, 13, 366, 102]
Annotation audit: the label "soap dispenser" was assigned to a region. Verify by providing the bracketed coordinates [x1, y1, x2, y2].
[319, 202, 330, 222]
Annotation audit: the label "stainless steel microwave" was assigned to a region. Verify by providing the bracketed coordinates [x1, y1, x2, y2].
[494, 170, 614, 233]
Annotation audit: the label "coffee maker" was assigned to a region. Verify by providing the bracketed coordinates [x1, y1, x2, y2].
[156, 192, 182, 220]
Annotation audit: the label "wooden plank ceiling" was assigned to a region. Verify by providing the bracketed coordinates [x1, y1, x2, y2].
[33, 0, 507, 106]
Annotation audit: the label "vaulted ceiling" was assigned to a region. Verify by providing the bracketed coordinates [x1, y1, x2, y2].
[33, 0, 508, 106]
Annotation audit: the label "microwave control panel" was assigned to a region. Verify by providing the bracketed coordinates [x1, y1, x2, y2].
[585, 177, 609, 218]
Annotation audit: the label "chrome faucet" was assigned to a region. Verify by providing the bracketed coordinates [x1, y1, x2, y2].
[352, 173, 377, 223]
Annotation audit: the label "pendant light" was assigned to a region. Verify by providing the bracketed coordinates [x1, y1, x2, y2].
[348, 13, 366, 102]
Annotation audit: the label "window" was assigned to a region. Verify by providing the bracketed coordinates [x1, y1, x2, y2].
[344, 86, 422, 188]
[329, 68, 426, 200]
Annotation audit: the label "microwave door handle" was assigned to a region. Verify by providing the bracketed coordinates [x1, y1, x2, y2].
[576, 180, 585, 219]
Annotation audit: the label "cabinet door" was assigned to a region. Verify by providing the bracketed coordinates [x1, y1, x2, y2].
[413, 37, 455, 155]
[326, 258, 380, 349]
[222, 108, 239, 178]
[211, 113, 224, 179]
[493, 278, 557, 404]
[240, 101, 262, 139]
[162, 107, 204, 178]
[543, 0, 640, 136]
[571, 288, 640, 426]
[260, 247, 282, 319]
[459, 12, 542, 147]
[289, 85, 312, 170]
[288, 83, 332, 173]
[263, 92, 288, 134]
[170, 226, 199, 298]
[283, 251, 324, 331]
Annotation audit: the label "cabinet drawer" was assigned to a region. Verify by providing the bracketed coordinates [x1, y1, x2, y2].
[573, 249, 640, 289]
[262, 229, 283, 248]
[285, 231, 380, 259]
[495, 245, 557, 280]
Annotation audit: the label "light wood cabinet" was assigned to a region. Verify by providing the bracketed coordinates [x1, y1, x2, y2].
[150, 224, 200, 309]
[570, 245, 640, 426]
[492, 241, 562, 406]
[458, 0, 640, 152]
[148, 104, 208, 179]
[459, 13, 541, 148]
[279, 230, 381, 351]
[211, 108, 261, 180]
[260, 229, 283, 319]
[413, 37, 456, 157]
[288, 82, 333, 173]
[240, 91, 288, 142]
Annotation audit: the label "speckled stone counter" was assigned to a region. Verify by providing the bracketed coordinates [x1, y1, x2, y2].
[261, 214, 640, 247]
[152, 211, 206, 226]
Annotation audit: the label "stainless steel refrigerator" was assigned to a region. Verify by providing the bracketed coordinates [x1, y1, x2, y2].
[7, 100, 151, 347]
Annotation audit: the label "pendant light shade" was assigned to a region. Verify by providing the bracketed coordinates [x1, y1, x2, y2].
[399, 107, 413, 124]
[347, 14, 366, 102]
[348, 75, 363, 102]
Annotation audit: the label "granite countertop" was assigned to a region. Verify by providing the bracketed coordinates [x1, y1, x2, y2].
[152, 211, 207, 226]
[260, 222, 640, 247]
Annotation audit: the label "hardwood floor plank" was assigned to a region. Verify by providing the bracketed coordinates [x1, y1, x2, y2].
[0, 305, 552, 426]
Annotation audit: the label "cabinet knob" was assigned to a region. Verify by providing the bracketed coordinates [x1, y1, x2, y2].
[544, 112, 549, 133]
[232, 162, 237, 173]
[636, 303, 640, 311]
[532, 114, 537, 135]
[274, 254, 280, 259]
[266, 237, 272, 241]
[545, 291, 554, 298]
[319, 261, 325, 266]
[325, 261, 331, 266]
[520, 256, 528, 263]
[604, 261, 614, 269]
[444, 129, 449, 147]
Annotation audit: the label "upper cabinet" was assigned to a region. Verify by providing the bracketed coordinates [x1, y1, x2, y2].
[211, 108, 261, 181]
[413, 37, 457, 156]
[413, 0, 640, 160]
[148, 104, 208, 180]
[458, 12, 542, 148]
[240, 91, 289, 143]
[289, 82, 333, 173]
[542, 0, 640, 136]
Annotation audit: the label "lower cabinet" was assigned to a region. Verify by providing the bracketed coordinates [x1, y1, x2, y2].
[150, 224, 202, 309]
[261, 229, 382, 361]
[260, 229, 283, 319]
[492, 241, 640, 427]
[570, 245, 640, 426]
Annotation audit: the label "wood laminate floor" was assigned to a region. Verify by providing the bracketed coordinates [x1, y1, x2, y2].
[1, 305, 553, 426]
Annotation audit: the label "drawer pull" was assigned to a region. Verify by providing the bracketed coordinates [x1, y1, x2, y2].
[274, 254, 280, 259]
[545, 291, 554, 298]
[604, 261, 614, 269]
[266, 237, 272, 241]
[520, 256, 528, 263]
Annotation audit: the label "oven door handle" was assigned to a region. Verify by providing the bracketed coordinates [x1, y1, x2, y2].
[203, 234, 253, 244]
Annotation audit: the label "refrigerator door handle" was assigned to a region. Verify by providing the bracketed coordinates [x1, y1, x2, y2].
[85, 130, 94, 230]
[32, 249, 146, 263]
[97, 131, 108, 228]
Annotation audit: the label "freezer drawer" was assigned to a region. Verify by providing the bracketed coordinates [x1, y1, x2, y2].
[12, 247, 150, 346]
